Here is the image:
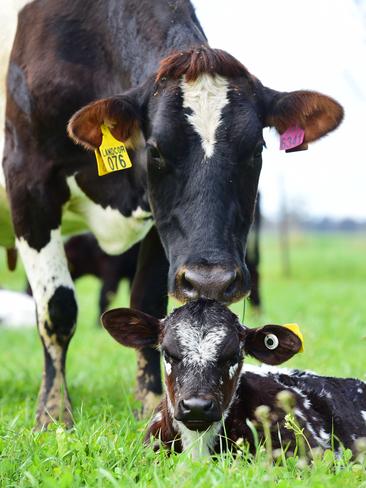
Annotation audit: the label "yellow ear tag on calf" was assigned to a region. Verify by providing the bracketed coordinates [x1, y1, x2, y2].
[283, 323, 304, 352]
[94, 124, 132, 176]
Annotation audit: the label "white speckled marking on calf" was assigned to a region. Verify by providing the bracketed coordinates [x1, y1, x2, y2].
[175, 320, 227, 367]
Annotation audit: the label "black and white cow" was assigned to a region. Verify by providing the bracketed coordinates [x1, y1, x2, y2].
[103, 299, 366, 458]
[1, 0, 343, 428]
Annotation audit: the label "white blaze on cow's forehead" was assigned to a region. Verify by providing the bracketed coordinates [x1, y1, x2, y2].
[361, 411, 366, 424]
[175, 321, 227, 365]
[181, 74, 229, 158]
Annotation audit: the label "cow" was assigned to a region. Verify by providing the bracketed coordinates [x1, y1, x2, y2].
[2, 0, 343, 429]
[102, 299, 366, 458]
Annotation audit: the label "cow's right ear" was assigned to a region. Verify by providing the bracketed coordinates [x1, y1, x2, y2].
[68, 94, 143, 151]
[101, 308, 161, 349]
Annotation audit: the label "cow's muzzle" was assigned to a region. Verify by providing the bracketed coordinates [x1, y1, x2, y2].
[174, 264, 248, 304]
[175, 397, 221, 431]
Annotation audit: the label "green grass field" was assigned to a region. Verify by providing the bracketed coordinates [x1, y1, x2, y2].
[1, 232, 366, 487]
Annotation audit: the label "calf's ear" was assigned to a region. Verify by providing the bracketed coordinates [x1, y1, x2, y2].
[243, 324, 303, 365]
[263, 87, 344, 150]
[68, 91, 143, 151]
[101, 308, 161, 349]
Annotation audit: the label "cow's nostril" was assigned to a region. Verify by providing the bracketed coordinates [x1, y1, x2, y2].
[203, 400, 213, 412]
[181, 273, 194, 292]
[181, 399, 190, 412]
[223, 270, 241, 298]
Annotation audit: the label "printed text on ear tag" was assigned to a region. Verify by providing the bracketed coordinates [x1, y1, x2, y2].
[280, 126, 305, 151]
[94, 124, 132, 176]
[283, 323, 304, 352]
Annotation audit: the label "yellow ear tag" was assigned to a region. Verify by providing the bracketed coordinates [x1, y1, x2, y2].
[283, 323, 304, 352]
[94, 124, 132, 176]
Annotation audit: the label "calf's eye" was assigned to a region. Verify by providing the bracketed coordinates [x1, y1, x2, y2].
[264, 333, 279, 350]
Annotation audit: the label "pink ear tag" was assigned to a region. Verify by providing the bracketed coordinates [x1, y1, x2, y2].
[280, 126, 305, 151]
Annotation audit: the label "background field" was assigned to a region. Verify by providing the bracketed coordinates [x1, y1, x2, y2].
[0, 232, 366, 487]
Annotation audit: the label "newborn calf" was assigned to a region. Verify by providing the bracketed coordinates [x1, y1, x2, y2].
[102, 299, 366, 457]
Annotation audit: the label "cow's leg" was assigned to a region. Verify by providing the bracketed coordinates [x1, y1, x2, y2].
[16, 227, 77, 429]
[6, 165, 77, 428]
[130, 227, 168, 416]
[99, 276, 119, 316]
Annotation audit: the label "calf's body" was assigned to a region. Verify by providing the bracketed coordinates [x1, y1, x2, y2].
[147, 365, 366, 456]
[103, 300, 366, 458]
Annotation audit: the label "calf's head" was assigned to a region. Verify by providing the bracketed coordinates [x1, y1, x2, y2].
[69, 46, 343, 304]
[102, 299, 303, 432]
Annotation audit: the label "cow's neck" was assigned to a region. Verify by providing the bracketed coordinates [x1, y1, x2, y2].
[90, 0, 207, 87]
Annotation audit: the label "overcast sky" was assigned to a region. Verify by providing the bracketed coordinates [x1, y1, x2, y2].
[193, 0, 366, 220]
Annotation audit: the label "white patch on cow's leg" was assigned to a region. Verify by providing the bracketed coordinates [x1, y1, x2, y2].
[16, 228, 76, 428]
[181, 74, 229, 158]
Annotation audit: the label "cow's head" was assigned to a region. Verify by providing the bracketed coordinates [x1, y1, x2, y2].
[68, 46, 343, 304]
[102, 299, 302, 432]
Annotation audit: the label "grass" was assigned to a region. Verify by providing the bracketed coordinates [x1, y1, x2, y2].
[0, 231, 366, 486]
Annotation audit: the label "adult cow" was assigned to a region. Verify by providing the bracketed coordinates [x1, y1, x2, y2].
[2, 0, 343, 429]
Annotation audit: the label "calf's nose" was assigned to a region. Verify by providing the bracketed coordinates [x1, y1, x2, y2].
[175, 265, 246, 303]
[177, 397, 220, 425]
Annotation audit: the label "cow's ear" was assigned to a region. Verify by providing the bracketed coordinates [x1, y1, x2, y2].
[68, 93, 143, 151]
[101, 308, 161, 349]
[243, 324, 303, 365]
[263, 87, 344, 150]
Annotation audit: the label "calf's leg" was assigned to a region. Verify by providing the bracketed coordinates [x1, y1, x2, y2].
[130, 227, 168, 416]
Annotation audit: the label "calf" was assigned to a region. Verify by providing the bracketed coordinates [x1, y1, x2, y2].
[102, 299, 366, 458]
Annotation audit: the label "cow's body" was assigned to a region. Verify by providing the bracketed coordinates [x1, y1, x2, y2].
[2, 0, 343, 428]
[147, 365, 366, 456]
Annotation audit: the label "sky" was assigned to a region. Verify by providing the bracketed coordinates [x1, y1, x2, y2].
[193, 0, 366, 220]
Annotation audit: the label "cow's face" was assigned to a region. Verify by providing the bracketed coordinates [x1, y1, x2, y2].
[69, 47, 343, 304]
[102, 299, 303, 432]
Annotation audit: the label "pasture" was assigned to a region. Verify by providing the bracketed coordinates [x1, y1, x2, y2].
[1, 232, 366, 487]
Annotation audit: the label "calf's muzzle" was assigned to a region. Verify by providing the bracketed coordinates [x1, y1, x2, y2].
[176, 397, 221, 431]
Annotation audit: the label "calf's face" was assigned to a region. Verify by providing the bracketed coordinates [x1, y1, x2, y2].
[68, 47, 343, 305]
[102, 299, 303, 431]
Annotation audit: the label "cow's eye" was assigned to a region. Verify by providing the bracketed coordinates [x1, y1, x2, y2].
[163, 349, 181, 363]
[220, 353, 240, 367]
[147, 142, 166, 170]
[148, 144, 161, 160]
[253, 141, 265, 159]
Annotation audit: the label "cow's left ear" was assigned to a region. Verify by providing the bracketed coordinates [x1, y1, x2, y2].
[68, 88, 145, 151]
[243, 324, 304, 365]
[263, 87, 344, 150]
[101, 308, 161, 349]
